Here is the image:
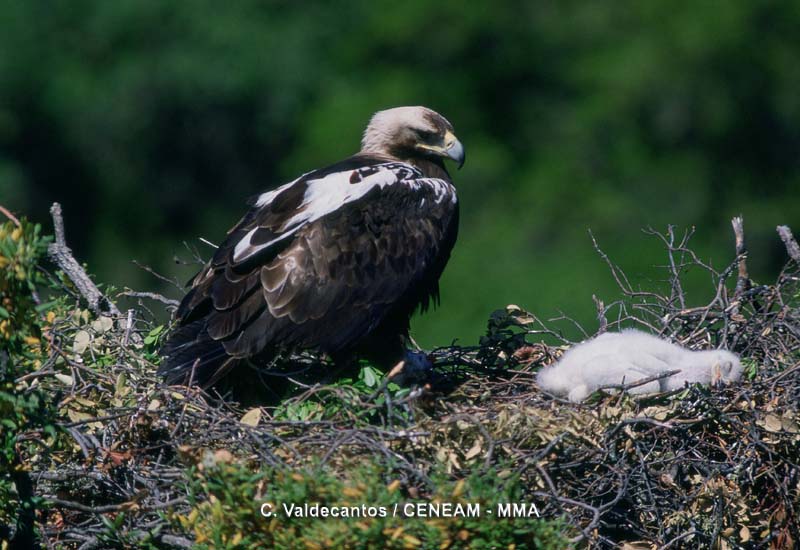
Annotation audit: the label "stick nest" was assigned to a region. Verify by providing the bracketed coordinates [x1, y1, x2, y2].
[6, 210, 800, 549]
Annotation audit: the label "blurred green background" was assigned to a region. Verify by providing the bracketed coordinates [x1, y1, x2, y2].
[1, 1, 799, 347]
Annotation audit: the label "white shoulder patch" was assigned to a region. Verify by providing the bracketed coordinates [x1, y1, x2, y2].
[232, 225, 303, 264]
[253, 174, 306, 208]
[296, 163, 419, 224]
[234, 162, 454, 264]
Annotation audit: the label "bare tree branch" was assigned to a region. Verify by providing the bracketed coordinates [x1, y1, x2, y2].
[120, 290, 180, 308]
[47, 202, 142, 344]
[731, 216, 750, 301]
[48, 203, 120, 316]
[777, 225, 800, 262]
[593, 294, 607, 334]
[0, 204, 21, 227]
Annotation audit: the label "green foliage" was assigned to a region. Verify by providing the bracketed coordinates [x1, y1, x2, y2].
[173, 457, 569, 550]
[0, 220, 51, 350]
[359, 364, 381, 389]
[271, 364, 411, 423]
[142, 324, 166, 363]
[348, 363, 408, 399]
[273, 399, 324, 423]
[743, 357, 759, 380]
[0, 219, 57, 545]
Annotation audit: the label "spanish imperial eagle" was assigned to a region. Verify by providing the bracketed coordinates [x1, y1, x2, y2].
[159, 106, 464, 397]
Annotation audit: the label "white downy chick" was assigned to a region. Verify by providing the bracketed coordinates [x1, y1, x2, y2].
[536, 329, 742, 403]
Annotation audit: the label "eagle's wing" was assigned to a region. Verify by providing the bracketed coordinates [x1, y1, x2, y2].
[160, 157, 458, 385]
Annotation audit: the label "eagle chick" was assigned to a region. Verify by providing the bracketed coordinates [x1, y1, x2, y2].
[536, 329, 743, 402]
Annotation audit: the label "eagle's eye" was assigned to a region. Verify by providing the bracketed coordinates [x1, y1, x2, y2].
[415, 129, 438, 142]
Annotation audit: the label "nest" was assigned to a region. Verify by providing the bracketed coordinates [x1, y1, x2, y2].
[6, 207, 800, 549]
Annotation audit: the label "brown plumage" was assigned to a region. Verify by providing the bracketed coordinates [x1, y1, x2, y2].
[159, 106, 464, 400]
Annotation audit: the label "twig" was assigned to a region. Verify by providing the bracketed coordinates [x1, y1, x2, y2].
[599, 369, 682, 393]
[659, 529, 700, 549]
[777, 225, 800, 262]
[47, 496, 186, 514]
[133, 260, 183, 290]
[124, 308, 135, 346]
[18, 216, 800, 548]
[48, 203, 120, 316]
[198, 237, 218, 249]
[593, 294, 607, 333]
[48, 203, 142, 344]
[731, 216, 750, 301]
[0, 204, 21, 227]
[58, 409, 137, 428]
[120, 290, 180, 308]
[160, 535, 194, 549]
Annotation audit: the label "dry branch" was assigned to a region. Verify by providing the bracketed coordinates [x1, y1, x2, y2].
[0, 204, 21, 227]
[731, 215, 750, 301]
[777, 224, 800, 262]
[593, 294, 608, 333]
[47, 202, 142, 344]
[48, 202, 120, 316]
[120, 290, 180, 308]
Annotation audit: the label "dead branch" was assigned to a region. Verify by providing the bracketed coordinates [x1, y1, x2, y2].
[123, 308, 135, 346]
[120, 290, 180, 308]
[47, 497, 186, 514]
[48, 203, 120, 316]
[47, 203, 142, 344]
[777, 225, 800, 262]
[593, 294, 608, 334]
[133, 259, 184, 290]
[731, 216, 750, 301]
[598, 369, 682, 393]
[0, 204, 21, 227]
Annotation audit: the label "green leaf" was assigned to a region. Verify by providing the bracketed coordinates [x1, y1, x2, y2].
[362, 366, 378, 388]
[393, 388, 411, 399]
[144, 325, 165, 346]
[34, 300, 59, 313]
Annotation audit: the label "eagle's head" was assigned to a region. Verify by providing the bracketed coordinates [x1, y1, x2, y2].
[361, 106, 465, 169]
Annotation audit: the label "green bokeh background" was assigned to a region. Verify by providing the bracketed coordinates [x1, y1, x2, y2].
[1, 1, 798, 347]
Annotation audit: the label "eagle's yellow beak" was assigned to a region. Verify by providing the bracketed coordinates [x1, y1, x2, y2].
[444, 131, 466, 169]
[417, 130, 466, 169]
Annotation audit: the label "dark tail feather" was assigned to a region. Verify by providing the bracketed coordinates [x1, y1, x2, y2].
[159, 320, 289, 404]
[159, 320, 230, 387]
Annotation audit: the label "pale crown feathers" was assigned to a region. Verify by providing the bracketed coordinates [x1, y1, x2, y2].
[362, 106, 447, 152]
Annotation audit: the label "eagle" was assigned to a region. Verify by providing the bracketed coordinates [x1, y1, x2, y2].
[159, 106, 464, 398]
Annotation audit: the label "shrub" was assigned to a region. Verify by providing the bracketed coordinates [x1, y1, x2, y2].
[0, 219, 57, 547]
